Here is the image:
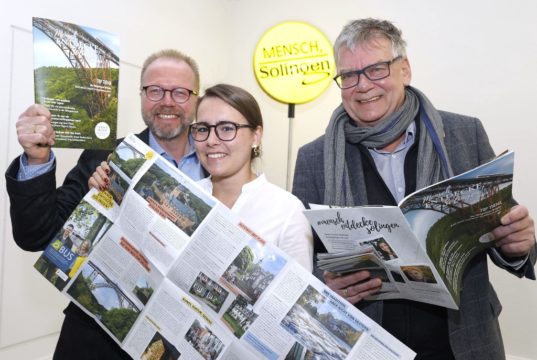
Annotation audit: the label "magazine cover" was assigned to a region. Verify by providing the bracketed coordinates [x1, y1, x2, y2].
[32, 17, 119, 149]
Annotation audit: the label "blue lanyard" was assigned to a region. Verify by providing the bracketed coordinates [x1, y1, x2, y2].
[419, 103, 451, 177]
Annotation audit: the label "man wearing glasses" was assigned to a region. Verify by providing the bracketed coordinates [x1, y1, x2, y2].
[292, 18, 536, 360]
[5, 49, 206, 359]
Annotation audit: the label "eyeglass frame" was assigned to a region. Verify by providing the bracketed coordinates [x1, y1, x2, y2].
[141, 85, 198, 104]
[333, 55, 403, 89]
[190, 121, 255, 142]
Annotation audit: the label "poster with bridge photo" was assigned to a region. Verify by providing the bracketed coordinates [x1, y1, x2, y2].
[306, 151, 515, 309]
[32, 17, 119, 149]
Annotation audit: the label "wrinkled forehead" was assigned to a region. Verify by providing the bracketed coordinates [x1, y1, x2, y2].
[336, 35, 396, 65]
[142, 58, 196, 85]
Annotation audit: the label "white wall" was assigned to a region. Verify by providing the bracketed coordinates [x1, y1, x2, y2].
[1, 1, 536, 359]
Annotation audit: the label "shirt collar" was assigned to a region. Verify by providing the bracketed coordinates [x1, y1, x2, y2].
[148, 130, 197, 159]
[371, 121, 416, 154]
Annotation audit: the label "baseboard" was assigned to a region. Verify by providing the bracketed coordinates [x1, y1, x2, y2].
[507, 355, 535, 360]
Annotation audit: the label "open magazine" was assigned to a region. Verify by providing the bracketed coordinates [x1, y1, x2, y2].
[33, 17, 119, 149]
[305, 151, 515, 310]
[34, 134, 415, 360]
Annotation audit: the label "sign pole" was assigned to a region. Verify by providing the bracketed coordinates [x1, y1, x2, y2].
[286, 103, 295, 191]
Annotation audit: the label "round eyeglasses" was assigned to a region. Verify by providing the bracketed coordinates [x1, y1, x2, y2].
[333, 56, 402, 89]
[190, 121, 254, 142]
[141, 85, 198, 104]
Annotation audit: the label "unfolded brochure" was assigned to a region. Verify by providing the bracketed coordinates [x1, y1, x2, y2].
[305, 151, 515, 309]
[32, 17, 119, 149]
[34, 134, 416, 360]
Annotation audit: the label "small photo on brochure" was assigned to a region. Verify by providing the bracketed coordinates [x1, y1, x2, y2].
[133, 158, 214, 236]
[361, 237, 399, 261]
[105, 163, 130, 206]
[97, 141, 148, 207]
[390, 270, 406, 283]
[35, 199, 112, 290]
[280, 285, 366, 360]
[109, 141, 148, 180]
[132, 275, 154, 306]
[141, 331, 180, 360]
[189, 272, 229, 313]
[220, 237, 287, 305]
[401, 265, 437, 284]
[184, 319, 224, 360]
[67, 261, 141, 342]
[284, 342, 315, 360]
[32, 17, 119, 150]
[221, 295, 258, 339]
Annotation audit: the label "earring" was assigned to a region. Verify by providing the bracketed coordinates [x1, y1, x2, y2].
[252, 144, 261, 157]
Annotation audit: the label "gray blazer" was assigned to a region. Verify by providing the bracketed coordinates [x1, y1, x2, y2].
[292, 110, 536, 360]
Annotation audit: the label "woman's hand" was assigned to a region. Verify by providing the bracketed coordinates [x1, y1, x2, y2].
[88, 161, 111, 191]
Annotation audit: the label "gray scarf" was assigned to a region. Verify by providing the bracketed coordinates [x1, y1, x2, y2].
[323, 86, 453, 206]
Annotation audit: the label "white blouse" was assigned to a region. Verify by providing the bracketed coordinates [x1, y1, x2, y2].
[198, 174, 313, 271]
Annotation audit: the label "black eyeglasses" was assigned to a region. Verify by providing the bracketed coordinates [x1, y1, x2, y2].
[334, 56, 403, 89]
[190, 121, 254, 142]
[141, 85, 198, 104]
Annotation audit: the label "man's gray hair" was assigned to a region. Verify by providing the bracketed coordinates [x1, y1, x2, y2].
[334, 18, 407, 64]
[140, 49, 200, 92]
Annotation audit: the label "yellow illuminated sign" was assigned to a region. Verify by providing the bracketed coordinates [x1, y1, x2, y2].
[253, 21, 335, 104]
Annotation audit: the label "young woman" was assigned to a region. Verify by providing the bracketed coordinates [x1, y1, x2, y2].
[89, 84, 313, 271]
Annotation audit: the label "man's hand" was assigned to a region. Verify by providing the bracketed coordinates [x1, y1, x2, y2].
[16, 104, 55, 164]
[491, 205, 536, 258]
[324, 270, 382, 305]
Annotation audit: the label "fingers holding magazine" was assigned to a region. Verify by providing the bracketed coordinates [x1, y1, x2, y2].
[88, 161, 111, 191]
[491, 205, 536, 258]
[324, 270, 382, 304]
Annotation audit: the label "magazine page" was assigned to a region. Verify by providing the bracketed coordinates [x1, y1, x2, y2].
[399, 151, 515, 305]
[32, 17, 119, 149]
[34, 196, 114, 291]
[33, 134, 159, 292]
[115, 155, 217, 265]
[167, 204, 416, 359]
[64, 224, 165, 345]
[305, 151, 515, 309]
[122, 278, 236, 359]
[34, 134, 415, 359]
[304, 206, 457, 309]
[252, 259, 416, 360]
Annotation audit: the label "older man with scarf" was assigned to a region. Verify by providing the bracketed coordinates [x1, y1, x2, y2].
[292, 18, 536, 360]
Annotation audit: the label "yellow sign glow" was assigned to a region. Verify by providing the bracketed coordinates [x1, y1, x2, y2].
[253, 21, 335, 104]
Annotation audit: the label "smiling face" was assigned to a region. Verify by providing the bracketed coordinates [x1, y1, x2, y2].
[140, 57, 197, 140]
[63, 225, 73, 239]
[78, 240, 91, 256]
[406, 268, 424, 281]
[195, 97, 262, 183]
[379, 241, 392, 254]
[337, 37, 411, 127]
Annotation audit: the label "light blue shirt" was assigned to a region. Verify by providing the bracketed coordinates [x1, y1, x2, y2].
[17, 131, 205, 181]
[17, 152, 55, 180]
[148, 132, 205, 180]
[368, 122, 416, 203]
